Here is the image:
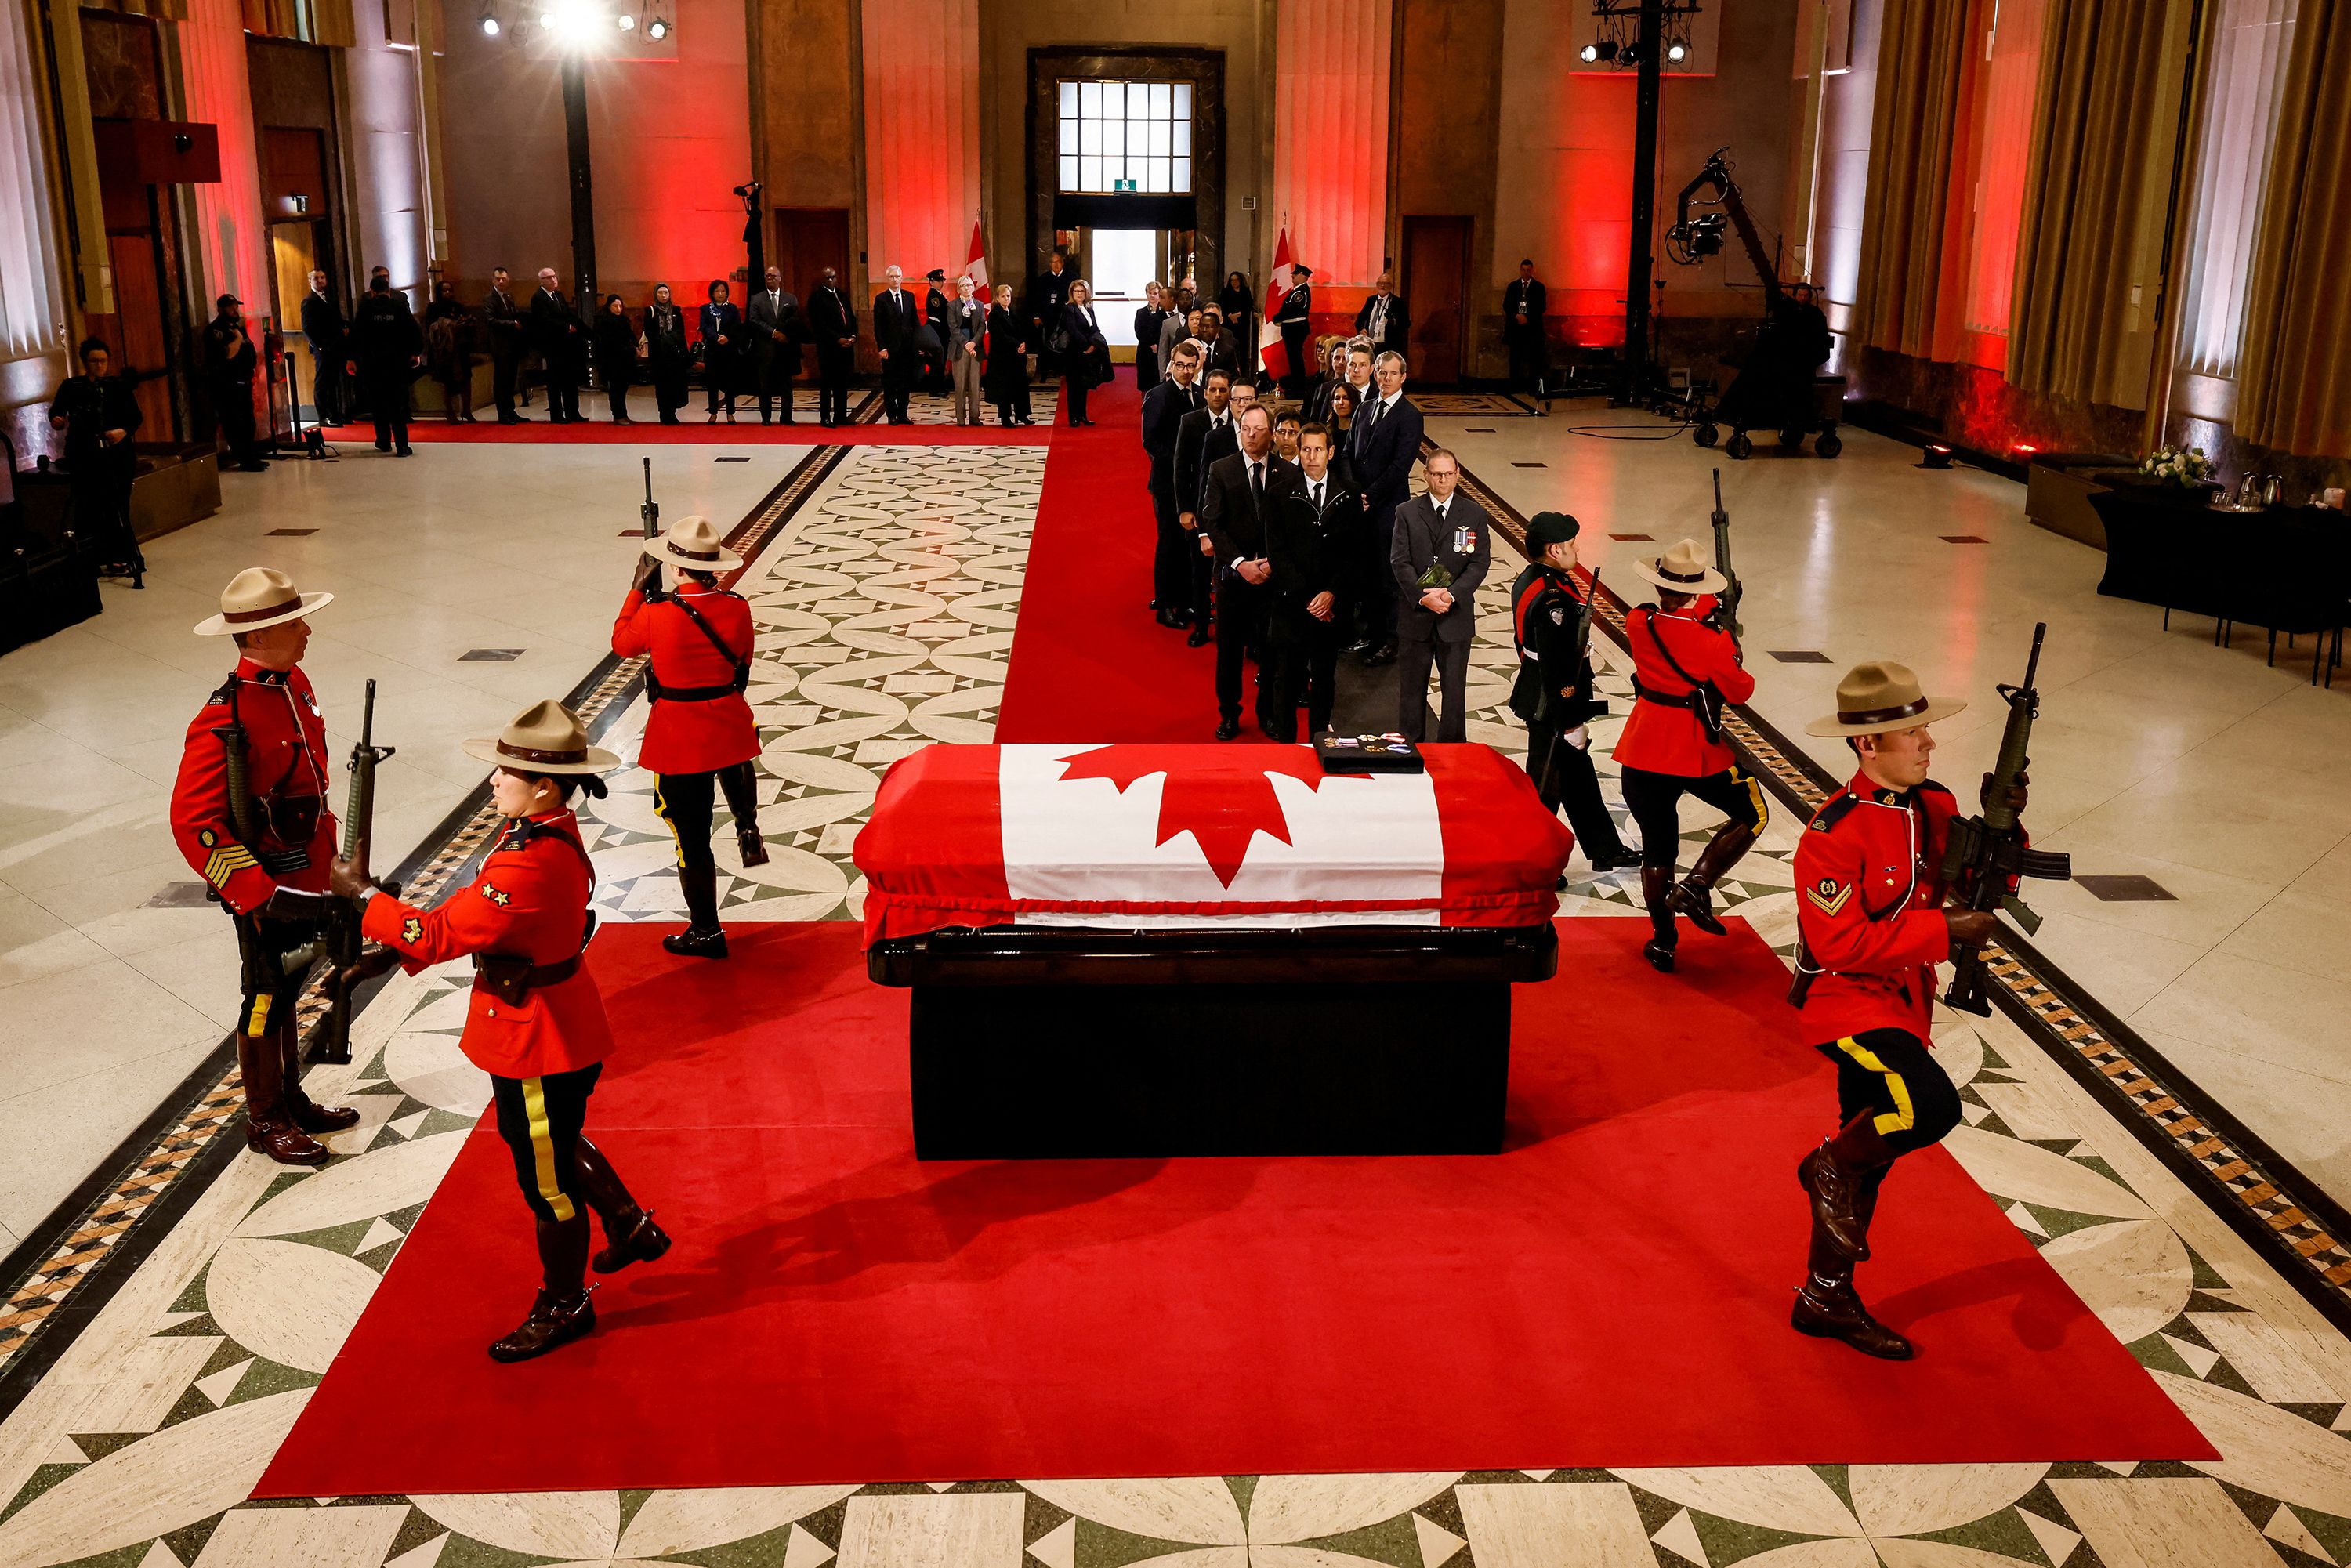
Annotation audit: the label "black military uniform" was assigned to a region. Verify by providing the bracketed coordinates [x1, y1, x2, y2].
[47, 354, 146, 585]
[201, 297, 267, 471]
[1027, 259, 1073, 379]
[1274, 266, 1315, 397]
[1509, 512, 1641, 874]
[350, 283, 424, 454]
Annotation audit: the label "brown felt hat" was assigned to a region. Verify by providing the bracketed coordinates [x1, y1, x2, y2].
[462, 699, 621, 774]
[1805, 661, 1969, 737]
[1630, 538, 1727, 597]
[193, 567, 333, 636]
[643, 514, 744, 573]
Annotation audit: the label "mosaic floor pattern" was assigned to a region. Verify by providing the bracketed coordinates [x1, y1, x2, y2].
[0, 443, 2348, 1568]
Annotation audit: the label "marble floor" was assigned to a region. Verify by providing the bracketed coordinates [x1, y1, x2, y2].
[0, 389, 2349, 1567]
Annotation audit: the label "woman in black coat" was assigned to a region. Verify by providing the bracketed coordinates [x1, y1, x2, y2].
[1216, 270, 1254, 349]
[1058, 281, 1110, 426]
[644, 283, 691, 424]
[1132, 281, 1170, 393]
[592, 295, 638, 423]
[699, 279, 741, 422]
[984, 282, 1032, 427]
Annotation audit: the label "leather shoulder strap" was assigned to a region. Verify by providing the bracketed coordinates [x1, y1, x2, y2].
[666, 594, 749, 675]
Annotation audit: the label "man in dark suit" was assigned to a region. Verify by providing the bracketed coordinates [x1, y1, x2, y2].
[1026, 249, 1073, 380]
[1172, 368, 1240, 647]
[299, 270, 346, 426]
[1354, 273, 1409, 364]
[746, 266, 802, 425]
[1197, 306, 1244, 381]
[1273, 265, 1314, 397]
[201, 295, 267, 472]
[346, 273, 423, 456]
[1351, 350, 1424, 665]
[806, 267, 857, 426]
[1389, 447, 1491, 742]
[1200, 404, 1304, 741]
[530, 267, 585, 422]
[1142, 340, 1205, 628]
[1503, 259, 1549, 396]
[1264, 420, 1357, 740]
[872, 265, 919, 425]
[484, 267, 528, 422]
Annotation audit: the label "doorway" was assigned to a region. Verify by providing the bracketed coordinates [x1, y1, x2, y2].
[773, 206, 850, 301]
[270, 219, 326, 423]
[1085, 228, 1156, 345]
[1402, 215, 1472, 386]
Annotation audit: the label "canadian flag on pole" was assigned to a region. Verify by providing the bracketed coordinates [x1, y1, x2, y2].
[963, 219, 988, 291]
[1260, 222, 1294, 374]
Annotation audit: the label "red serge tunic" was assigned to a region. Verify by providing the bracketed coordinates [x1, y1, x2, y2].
[361, 809, 613, 1080]
[610, 583, 758, 776]
[170, 661, 339, 913]
[1791, 773, 1959, 1042]
[1612, 607, 1755, 777]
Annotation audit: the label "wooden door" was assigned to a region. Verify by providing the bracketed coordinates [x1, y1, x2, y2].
[772, 207, 850, 301]
[1401, 215, 1471, 386]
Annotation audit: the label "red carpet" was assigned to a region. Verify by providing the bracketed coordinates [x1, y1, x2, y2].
[320, 414, 1048, 447]
[257, 918, 2208, 1497]
[996, 371, 1224, 741]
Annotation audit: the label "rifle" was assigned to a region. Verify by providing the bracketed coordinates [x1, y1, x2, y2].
[1569, 569, 1607, 719]
[313, 679, 397, 1064]
[1940, 622, 2073, 1016]
[639, 456, 662, 596]
[1706, 467, 1741, 642]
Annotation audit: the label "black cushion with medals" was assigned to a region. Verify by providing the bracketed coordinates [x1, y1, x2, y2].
[1316, 732, 1425, 774]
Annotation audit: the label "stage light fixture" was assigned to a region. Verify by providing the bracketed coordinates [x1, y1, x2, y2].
[1921, 443, 1954, 470]
[538, 6, 556, 24]
[616, 9, 634, 27]
[1580, 41, 1599, 62]
[1620, 40, 1643, 65]
[1666, 39, 1687, 62]
[480, 9, 499, 32]
[645, 12, 668, 38]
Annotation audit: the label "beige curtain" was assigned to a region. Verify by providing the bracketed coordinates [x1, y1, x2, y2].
[2235, 0, 2351, 455]
[2005, 0, 2179, 404]
[1852, 0, 1972, 357]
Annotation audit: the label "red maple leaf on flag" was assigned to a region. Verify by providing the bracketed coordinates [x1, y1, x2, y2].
[1055, 744, 1363, 888]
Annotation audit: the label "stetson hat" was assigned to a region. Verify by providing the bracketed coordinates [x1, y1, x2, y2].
[643, 514, 744, 574]
[462, 699, 621, 774]
[1631, 538, 1727, 596]
[1805, 661, 1969, 737]
[194, 567, 333, 636]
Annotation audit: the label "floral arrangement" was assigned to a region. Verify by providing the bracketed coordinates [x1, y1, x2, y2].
[2136, 444, 2215, 489]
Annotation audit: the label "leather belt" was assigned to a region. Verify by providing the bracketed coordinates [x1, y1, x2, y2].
[646, 670, 749, 703]
[472, 949, 582, 1005]
[1632, 679, 1699, 710]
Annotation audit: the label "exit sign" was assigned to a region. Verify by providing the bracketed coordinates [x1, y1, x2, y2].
[1114, 178, 1137, 191]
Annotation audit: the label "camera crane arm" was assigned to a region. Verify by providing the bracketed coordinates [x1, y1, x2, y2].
[1668, 149, 1784, 306]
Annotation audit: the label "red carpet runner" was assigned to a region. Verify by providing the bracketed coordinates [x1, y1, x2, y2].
[259, 918, 2208, 1497]
[995, 373, 1224, 741]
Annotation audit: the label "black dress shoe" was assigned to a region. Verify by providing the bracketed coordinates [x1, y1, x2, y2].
[736, 826, 770, 867]
[1186, 625, 1212, 648]
[1589, 847, 1646, 873]
[1215, 719, 1241, 741]
[1791, 1279, 1914, 1360]
[395, 446, 414, 457]
[1156, 608, 1189, 629]
[291, 1099, 361, 1134]
[1360, 643, 1396, 667]
[592, 1211, 672, 1274]
[488, 1288, 596, 1363]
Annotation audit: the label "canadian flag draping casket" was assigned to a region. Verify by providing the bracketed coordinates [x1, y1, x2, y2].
[853, 741, 1577, 943]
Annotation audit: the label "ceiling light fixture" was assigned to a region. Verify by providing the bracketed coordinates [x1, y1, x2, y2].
[1665, 39, 1688, 62]
[616, 9, 634, 27]
[480, 9, 499, 31]
[645, 12, 668, 38]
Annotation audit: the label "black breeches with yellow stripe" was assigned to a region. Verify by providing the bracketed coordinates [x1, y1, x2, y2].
[653, 762, 759, 872]
[491, 1063, 604, 1222]
[1817, 1027, 1962, 1159]
[1618, 763, 1767, 871]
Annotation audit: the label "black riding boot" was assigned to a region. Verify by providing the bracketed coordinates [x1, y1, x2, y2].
[718, 762, 768, 867]
[488, 1214, 596, 1363]
[1668, 819, 1759, 936]
[573, 1135, 673, 1274]
[1641, 865, 1677, 972]
[1791, 1195, 1912, 1360]
[663, 863, 728, 958]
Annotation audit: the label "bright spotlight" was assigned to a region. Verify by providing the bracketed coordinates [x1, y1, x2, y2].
[480, 9, 499, 31]
[645, 13, 668, 38]
[1579, 41, 1599, 62]
[1666, 39, 1687, 62]
[616, 9, 633, 26]
[538, 6, 556, 24]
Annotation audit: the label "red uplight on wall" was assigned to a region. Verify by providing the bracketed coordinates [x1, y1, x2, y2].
[2011, 443, 2038, 458]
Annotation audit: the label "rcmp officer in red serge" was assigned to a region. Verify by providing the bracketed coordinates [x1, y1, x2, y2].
[171, 569, 359, 1166]
[1788, 662, 2010, 1360]
[331, 700, 671, 1362]
[610, 514, 766, 959]
[1614, 538, 1765, 973]
[1508, 512, 1643, 876]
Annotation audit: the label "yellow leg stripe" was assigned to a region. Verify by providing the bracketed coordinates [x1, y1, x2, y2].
[246, 993, 272, 1038]
[1835, 1034, 1914, 1137]
[653, 780, 686, 870]
[520, 1077, 576, 1222]
[1737, 766, 1769, 832]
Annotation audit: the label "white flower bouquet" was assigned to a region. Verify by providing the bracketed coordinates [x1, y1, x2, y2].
[2135, 444, 2215, 489]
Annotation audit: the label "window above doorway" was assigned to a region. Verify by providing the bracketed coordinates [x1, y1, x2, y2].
[1057, 78, 1193, 195]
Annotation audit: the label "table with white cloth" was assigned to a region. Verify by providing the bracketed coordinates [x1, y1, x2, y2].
[854, 742, 1575, 1157]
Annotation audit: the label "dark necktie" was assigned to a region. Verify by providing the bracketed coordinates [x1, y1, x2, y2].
[1250, 461, 1265, 510]
[1311, 481, 1324, 512]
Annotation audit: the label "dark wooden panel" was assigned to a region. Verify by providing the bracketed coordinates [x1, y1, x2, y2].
[771, 206, 849, 301]
[1401, 215, 1470, 386]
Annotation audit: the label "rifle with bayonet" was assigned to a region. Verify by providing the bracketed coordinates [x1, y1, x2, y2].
[1704, 467, 1741, 643]
[312, 679, 397, 1063]
[640, 455, 662, 596]
[1940, 622, 2072, 1016]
